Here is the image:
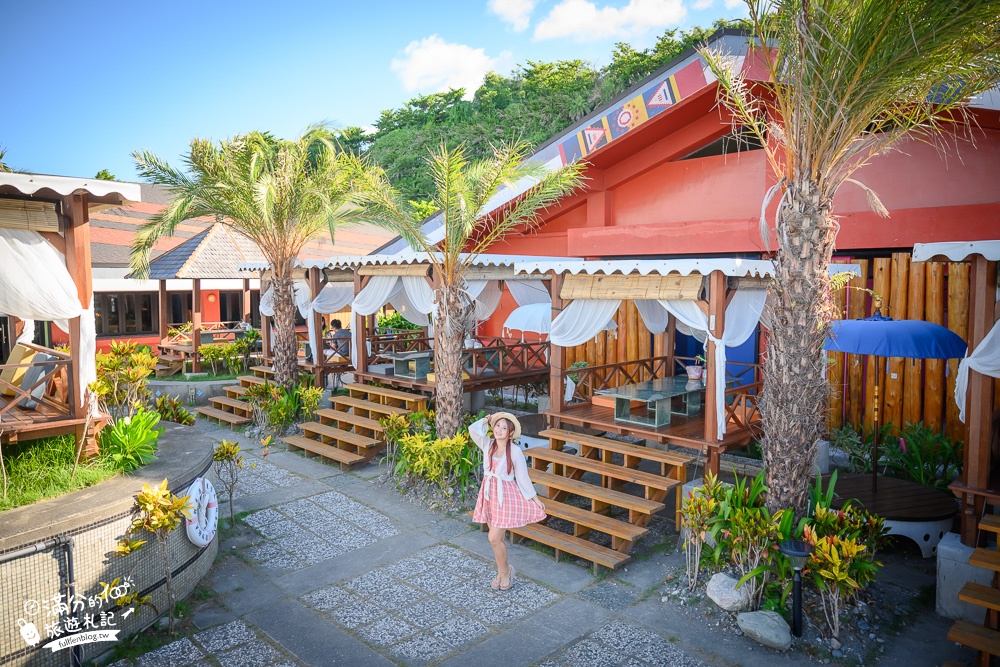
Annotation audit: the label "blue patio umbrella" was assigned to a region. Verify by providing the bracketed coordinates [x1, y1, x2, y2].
[824, 310, 968, 491]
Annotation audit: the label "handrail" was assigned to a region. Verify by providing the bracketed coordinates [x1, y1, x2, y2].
[462, 340, 549, 379]
[0, 353, 73, 419]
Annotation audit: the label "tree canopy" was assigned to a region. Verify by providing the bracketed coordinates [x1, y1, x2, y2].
[352, 20, 747, 203]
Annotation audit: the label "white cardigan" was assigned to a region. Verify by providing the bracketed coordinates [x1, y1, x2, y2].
[468, 417, 537, 504]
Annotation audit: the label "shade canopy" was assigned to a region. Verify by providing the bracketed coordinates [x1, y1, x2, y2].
[825, 315, 968, 360]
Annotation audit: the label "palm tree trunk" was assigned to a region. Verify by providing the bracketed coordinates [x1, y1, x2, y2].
[760, 179, 838, 517]
[434, 284, 465, 439]
[271, 276, 299, 388]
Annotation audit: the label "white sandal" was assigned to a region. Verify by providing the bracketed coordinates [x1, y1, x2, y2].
[499, 565, 516, 591]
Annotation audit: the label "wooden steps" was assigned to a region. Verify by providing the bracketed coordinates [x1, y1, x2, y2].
[509, 522, 630, 573]
[238, 375, 266, 386]
[251, 365, 274, 378]
[154, 357, 184, 378]
[981, 514, 1000, 536]
[969, 548, 1000, 573]
[959, 582, 1000, 613]
[300, 422, 379, 450]
[530, 469, 665, 523]
[948, 620, 1000, 657]
[527, 447, 681, 500]
[314, 408, 384, 438]
[539, 497, 646, 550]
[283, 436, 365, 467]
[195, 406, 250, 426]
[330, 395, 408, 420]
[224, 384, 248, 397]
[210, 395, 252, 417]
[346, 383, 428, 411]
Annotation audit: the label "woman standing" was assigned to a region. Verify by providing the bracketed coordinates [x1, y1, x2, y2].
[470, 412, 546, 590]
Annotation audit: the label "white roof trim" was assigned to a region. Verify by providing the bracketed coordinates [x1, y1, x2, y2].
[238, 253, 570, 273]
[513, 258, 775, 278]
[0, 173, 141, 202]
[913, 241, 1000, 262]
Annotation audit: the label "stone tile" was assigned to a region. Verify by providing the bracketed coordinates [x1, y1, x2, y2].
[259, 553, 304, 570]
[244, 508, 285, 529]
[370, 582, 425, 610]
[245, 541, 286, 562]
[194, 619, 257, 652]
[577, 580, 640, 611]
[418, 544, 470, 568]
[220, 578, 286, 615]
[290, 539, 343, 565]
[256, 520, 313, 540]
[382, 556, 431, 580]
[216, 639, 283, 667]
[136, 638, 204, 667]
[330, 599, 385, 629]
[409, 568, 465, 594]
[390, 633, 452, 662]
[357, 615, 418, 646]
[429, 615, 490, 647]
[310, 489, 351, 509]
[504, 579, 559, 611]
[439, 583, 528, 626]
[191, 604, 239, 631]
[563, 639, 620, 667]
[301, 585, 355, 611]
[399, 598, 457, 629]
[346, 570, 396, 595]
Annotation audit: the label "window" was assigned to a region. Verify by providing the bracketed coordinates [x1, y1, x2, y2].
[218, 291, 243, 324]
[169, 293, 192, 326]
[95, 292, 158, 337]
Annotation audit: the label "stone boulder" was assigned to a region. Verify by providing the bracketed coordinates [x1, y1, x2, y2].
[737, 611, 792, 651]
[706, 573, 751, 612]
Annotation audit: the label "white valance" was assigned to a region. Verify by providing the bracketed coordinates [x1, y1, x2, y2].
[550, 300, 620, 347]
[956, 319, 1000, 422]
[0, 228, 94, 407]
[508, 279, 549, 306]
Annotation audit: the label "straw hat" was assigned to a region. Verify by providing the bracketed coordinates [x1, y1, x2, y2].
[488, 412, 522, 440]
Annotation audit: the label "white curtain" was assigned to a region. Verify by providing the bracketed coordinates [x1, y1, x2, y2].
[258, 286, 275, 317]
[508, 279, 549, 306]
[0, 228, 94, 407]
[401, 276, 435, 316]
[352, 275, 400, 316]
[956, 319, 1000, 422]
[635, 300, 670, 334]
[658, 289, 767, 439]
[302, 282, 355, 364]
[311, 282, 354, 315]
[550, 299, 621, 347]
[16, 319, 35, 345]
[468, 280, 503, 322]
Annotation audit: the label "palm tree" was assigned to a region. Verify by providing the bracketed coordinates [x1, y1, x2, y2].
[702, 1, 1000, 515]
[348, 141, 585, 438]
[130, 127, 361, 387]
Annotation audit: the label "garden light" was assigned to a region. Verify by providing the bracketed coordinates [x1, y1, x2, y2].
[779, 540, 813, 637]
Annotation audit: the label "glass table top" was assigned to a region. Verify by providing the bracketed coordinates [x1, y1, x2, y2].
[596, 376, 709, 402]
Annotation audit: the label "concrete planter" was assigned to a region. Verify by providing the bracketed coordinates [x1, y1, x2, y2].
[149, 378, 236, 406]
[0, 425, 219, 666]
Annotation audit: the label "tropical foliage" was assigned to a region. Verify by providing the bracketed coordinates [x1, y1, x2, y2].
[701, 0, 1000, 515]
[381, 410, 484, 498]
[348, 140, 585, 438]
[213, 440, 246, 528]
[98, 408, 164, 473]
[130, 127, 365, 387]
[91, 341, 157, 420]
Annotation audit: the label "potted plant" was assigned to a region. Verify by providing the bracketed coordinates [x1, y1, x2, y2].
[686, 355, 706, 381]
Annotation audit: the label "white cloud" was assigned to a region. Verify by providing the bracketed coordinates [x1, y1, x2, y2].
[391, 35, 511, 100]
[693, 0, 714, 9]
[488, 0, 537, 31]
[534, 0, 686, 41]
[723, 0, 745, 8]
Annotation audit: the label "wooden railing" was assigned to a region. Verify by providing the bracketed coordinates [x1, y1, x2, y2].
[0, 343, 74, 420]
[462, 337, 549, 380]
[165, 321, 244, 345]
[367, 333, 434, 364]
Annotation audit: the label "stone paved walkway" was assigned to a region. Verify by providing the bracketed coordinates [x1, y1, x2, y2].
[107, 421, 968, 667]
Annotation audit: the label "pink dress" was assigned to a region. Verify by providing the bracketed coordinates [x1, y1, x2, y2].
[470, 418, 547, 529]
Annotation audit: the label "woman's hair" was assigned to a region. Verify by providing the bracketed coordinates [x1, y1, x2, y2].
[488, 417, 515, 474]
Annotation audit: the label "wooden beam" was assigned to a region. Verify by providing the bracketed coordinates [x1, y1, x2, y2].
[549, 272, 567, 426]
[308, 268, 324, 387]
[560, 273, 702, 300]
[704, 270, 726, 466]
[354, 271, 368, 375]
[586, 188, 613, 228]
[192, 279, 202, 373]
[358, 264, 430, 277]
[242, 278, 252, 324]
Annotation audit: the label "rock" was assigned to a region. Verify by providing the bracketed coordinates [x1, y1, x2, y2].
[832, 649, 844, 659]
[829, 637, 842, 650]
[707, 573, 751, 612]
[737, 611, 792, 651]
[857, 620, 870, 632]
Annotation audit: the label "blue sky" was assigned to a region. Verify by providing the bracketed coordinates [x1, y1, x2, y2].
[2, 0, 745, 181]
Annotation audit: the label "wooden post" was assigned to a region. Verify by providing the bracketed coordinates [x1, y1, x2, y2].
[549, 272, 566, 427]
[704, 271, 727, 473]
[308, 267, 324, 387]
[883, 253, 910, 433]
[946, 263, 971, 442]
[924, 262, 946, 432]
[665, 316, 676, 376]
[866, 258, 892, 430]
[845, 259, 869, 428]
[354, 273, 369, 375]
[62, 194, 93, 416]
[902, 260, 926, 427]
[158, 280, 168, 345]
[242, 278, 252, 324]
[192, 279, 202, 373]
[960, 255, 998, 546]
[828, 262, 850, 431]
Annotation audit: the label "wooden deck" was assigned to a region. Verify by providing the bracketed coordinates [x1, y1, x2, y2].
[546, 402, 758, 463]
[0, 396, 86, 442]
[831, 474, 958, 522]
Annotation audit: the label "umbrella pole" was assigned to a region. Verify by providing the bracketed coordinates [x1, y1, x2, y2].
[872, 355, 880, 495]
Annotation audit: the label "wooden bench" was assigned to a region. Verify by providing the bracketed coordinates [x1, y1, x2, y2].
[947, 620, 1000, 659]
[282, 435, 365, 467]
[508, 522, 630, 573]
[330, 395, 408, 421]
[251, 365, 274, 378]
[195, 405, 250, 427]
[541, 428, 691, 526]
[527, 447, 680, 503]
[530, 468, 665, 524]
[346, 383, 428, 411]
[238, 375, 266, 386]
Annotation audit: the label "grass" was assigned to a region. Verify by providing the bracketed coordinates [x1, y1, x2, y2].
[0, 434, 118, 511]
[158, 371, 241, 382]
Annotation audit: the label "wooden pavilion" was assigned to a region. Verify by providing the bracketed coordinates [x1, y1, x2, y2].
[140, 223, 263, 375]
[0, 173, 140, 448]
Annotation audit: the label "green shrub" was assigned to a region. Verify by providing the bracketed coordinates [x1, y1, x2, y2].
[90, 340, 157, 419]
[377, 311, 421, 332]
[153, 395, 195, 426]
[886, 422, 963, 490]
[380, 410, 482, 498]
[99, 408, 164, 473]
[0, 435, 115, 510]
